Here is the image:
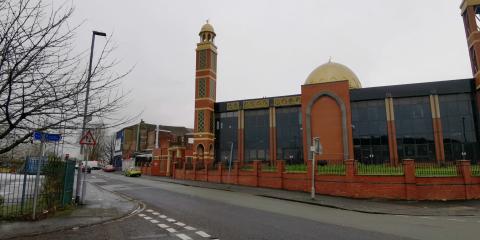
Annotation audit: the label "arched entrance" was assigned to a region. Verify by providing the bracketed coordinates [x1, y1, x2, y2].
[306, 91, 349, 161]
[197, 144, 204, 164]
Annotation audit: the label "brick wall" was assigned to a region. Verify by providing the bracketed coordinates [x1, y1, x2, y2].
[172, 159, 480, 201]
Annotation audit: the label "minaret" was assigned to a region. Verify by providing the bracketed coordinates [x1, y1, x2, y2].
[460, 1, 480, 137]
[461, 1, 480, 89]
[193, 21, 217, 165]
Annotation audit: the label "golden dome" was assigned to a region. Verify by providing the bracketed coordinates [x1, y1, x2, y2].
[304, 61, 362, 89]
[200, 22, 215, 33]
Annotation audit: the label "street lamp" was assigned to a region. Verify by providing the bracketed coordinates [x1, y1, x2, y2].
[78, 30, 107, 205]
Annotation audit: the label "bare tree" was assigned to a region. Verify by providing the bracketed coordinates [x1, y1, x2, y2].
[0, 0, 132, 154]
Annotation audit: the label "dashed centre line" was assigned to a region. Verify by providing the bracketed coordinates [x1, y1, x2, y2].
[176, 233, 193, 240]
[196, 231, 211, 238]
[139, 210, 217, 239]
[158, 224, 169, 229]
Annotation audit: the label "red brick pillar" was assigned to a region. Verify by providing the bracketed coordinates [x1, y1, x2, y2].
[204, 162, 209, 182]
[456, 160, 472, 200]
[276, 160, 285, 189]
[403, 159, 417, 200]
[172, 160, 176, 179]
[233, 161, 240, 184]
[182, 161, 186, 179]
[218, 164, 223, 183]
[193, 161, 197, 181]
[253, 160, 261, 187]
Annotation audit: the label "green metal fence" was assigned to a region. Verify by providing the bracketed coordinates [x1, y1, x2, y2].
[471, 163, 480, 176]
[415, 162, 459, 177]
[0, 157, 75, 220]
[356, 163, 404, 176]
[285, 164, 307, 173]
[317, 160, 346, 175]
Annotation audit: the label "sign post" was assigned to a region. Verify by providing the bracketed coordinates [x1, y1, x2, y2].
[79, 130, 96, 204]
[310, 137, 322, 200]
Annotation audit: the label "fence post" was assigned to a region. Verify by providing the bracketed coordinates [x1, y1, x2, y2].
[20, 160, 28, 214]
[403, 159, 417, 200]
[456, 160, 472, 200]
[276, 160, 285, 189]
[253, 161, 261, 187]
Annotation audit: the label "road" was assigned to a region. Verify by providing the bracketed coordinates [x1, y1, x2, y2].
[17, 171, 480, 240]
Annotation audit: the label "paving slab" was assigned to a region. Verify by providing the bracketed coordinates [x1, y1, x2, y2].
[0, 181, 139, 240]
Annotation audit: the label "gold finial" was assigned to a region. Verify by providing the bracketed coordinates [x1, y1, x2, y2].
[206, 19, 209, 24]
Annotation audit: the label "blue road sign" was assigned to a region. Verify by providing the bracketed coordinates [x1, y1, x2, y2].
[33, 131, 62, 142]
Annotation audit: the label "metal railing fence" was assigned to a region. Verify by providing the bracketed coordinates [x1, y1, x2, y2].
[0, 157, 75, 220]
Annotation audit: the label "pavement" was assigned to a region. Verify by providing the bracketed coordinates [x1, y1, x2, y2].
[0, 180, 140, 240]
[140, 174, 480, 216]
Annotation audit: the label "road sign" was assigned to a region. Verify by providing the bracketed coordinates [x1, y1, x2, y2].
[79, 130, 96, 146]
[33, 131, 62, 142]
[312, 137, 322, 154]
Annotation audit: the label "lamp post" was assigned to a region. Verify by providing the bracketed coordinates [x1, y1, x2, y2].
[79, 30, 106, 205]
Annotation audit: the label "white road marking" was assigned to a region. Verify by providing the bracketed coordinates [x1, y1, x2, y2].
[152, 212, 159, 215]
[176, 233, 193, 240]
[167, 218, 176, 222]
[419, 216, 434, 220]
[150, 219, 159, 224]
[144, 216, 152, 220]
[184, 226, 196, 231]
[146, 209, 154, 212]
[158, 224, 169, 229]
[166, 228, 177, 233]
[175, 222, 186, 227]
[138, 214, 146, 217]
[196, 231, 211, 238]
[447, 218, 466, 222]
[160, 215, 167, 218]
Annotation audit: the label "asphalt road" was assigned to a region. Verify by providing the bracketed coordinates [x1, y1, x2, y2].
[18, 171, 480, 240]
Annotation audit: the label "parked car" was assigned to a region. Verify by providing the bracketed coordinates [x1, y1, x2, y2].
[124, 167, 141, 177]
[102, 165, 115, 172]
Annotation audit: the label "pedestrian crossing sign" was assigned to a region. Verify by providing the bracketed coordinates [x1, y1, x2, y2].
[79, 130, 96, 146]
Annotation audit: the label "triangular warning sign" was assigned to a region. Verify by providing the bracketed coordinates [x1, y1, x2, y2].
[80, 130, 96, 146]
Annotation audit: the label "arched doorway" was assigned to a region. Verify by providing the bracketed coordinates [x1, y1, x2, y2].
[306, 91, 349, 161]
[197, 144, 204, 164]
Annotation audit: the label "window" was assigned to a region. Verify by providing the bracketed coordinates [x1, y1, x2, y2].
[439, 94, 480, 163]
[198, 78, 207, 98]
[394, 97, 435, 162]
[198, 50, 207, 69]
[197, 110, 205, 132]
[351, 100, 389, 164]
[276, 107, 303, 164]
[209, 79, 215, 98]
[244, 109, 270, 162]
[215, 111, 238, 163]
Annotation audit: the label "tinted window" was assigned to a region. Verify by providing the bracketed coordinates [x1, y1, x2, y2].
[244, 109, 270, 162]
[276, 107, 303, 164]
[394, 97, 435, 162]
[215, 111, 238, 163]
[439, 94, 480, 163]
[351, 100, 389, 164]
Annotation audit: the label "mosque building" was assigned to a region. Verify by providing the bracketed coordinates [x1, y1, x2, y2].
[191, 2, 480, 167]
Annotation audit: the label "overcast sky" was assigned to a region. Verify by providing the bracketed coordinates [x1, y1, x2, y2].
[63, 0, 472, 130]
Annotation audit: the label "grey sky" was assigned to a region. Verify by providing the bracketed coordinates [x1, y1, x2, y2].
[65, 0, 471, 129]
